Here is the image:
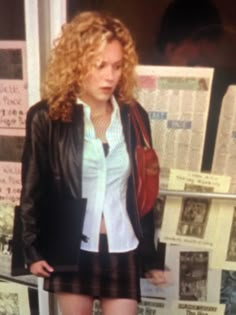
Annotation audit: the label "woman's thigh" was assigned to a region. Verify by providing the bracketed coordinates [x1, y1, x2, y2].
[56, 293, 93, 315]
[100, 298, 138, 315]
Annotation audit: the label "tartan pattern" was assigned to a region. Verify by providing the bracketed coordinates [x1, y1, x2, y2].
[44, 235, 140, 301]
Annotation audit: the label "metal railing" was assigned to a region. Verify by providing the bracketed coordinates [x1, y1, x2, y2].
[160, 189, 236, 200]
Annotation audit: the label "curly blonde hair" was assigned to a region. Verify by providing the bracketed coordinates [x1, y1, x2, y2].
[41, 11, 138, 121]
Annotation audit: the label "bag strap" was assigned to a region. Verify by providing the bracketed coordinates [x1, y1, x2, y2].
[130, 108, 142, 146]
[130, 104, 151, 148]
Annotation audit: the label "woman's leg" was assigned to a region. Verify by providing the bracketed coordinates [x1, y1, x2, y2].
[100, 298, 138, 315]
[56, 293, 93, 315]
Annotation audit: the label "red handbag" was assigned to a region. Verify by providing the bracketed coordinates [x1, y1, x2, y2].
[130, 105, 160, 217]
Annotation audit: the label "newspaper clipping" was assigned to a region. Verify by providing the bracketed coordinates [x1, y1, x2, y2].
[160, 169, 231, 248]
[212, 85, 236, 193]
[171, 300, 225, 315]
[0, 282, 30, 315]
[221, 270, 236, 315]
[210, 201, 236, 270]
[138, 298, 168, 315]
[92, 298, 169, 315]
[140, 270, 173, 300]
[168, 169, 231, 192]
[135, 66, 214, 188]
[179, 251, 208, 301]
[165, 245, 222, 303]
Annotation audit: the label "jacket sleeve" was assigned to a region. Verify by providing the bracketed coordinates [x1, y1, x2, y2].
[20, 103, 49, 265]
[135, 103, 164, 274]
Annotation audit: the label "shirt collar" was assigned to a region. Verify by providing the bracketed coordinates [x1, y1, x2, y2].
[76, 96, 119, 120]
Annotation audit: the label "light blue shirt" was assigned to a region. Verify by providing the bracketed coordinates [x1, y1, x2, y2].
[77, 96, 139, 252]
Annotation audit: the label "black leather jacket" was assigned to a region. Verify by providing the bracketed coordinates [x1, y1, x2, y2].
[20, 100, 157, 273]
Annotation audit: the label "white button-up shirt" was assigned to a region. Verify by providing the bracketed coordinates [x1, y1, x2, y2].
[77, 96, 139, 253]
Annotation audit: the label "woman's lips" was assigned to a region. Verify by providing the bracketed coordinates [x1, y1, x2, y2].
[100, 87, 113, 93]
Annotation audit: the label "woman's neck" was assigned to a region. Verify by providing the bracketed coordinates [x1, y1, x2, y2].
[84, 99, 113, 118]
[91, 103, 112, 118]
[79, 94, 113, 116]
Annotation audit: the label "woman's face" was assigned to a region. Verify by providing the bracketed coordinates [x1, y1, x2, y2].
[80, 39, 123, 106]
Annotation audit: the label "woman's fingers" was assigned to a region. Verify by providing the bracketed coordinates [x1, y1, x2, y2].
[145, 269, 171, 286]
[30, 260, 54, 277]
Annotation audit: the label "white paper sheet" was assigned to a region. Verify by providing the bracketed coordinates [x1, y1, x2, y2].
[136, 66, 214, 189]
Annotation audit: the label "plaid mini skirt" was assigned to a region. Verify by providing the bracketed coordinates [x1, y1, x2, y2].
[44, 234, 141, 301]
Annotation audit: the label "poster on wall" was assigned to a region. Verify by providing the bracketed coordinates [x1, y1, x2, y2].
[136, 65, 214, 189]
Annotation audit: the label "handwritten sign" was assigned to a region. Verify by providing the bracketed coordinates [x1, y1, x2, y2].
[0, 81, 27, 131]
[0, 162, 21, 204]
[0, 42, 28, 136]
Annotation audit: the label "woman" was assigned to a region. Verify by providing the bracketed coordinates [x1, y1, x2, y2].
[20, 11, 162, 315]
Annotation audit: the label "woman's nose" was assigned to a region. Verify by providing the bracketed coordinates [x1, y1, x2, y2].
[105, 66, 115, 81]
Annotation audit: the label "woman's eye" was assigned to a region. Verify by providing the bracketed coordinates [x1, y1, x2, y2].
[114, 64, 122, 70]
[96, 62, 105, 70]
[94, 62, 122, 71]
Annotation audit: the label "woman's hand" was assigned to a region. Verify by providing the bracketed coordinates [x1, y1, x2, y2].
[145, 269, 172, 286]
[30, 260, 54, 278]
